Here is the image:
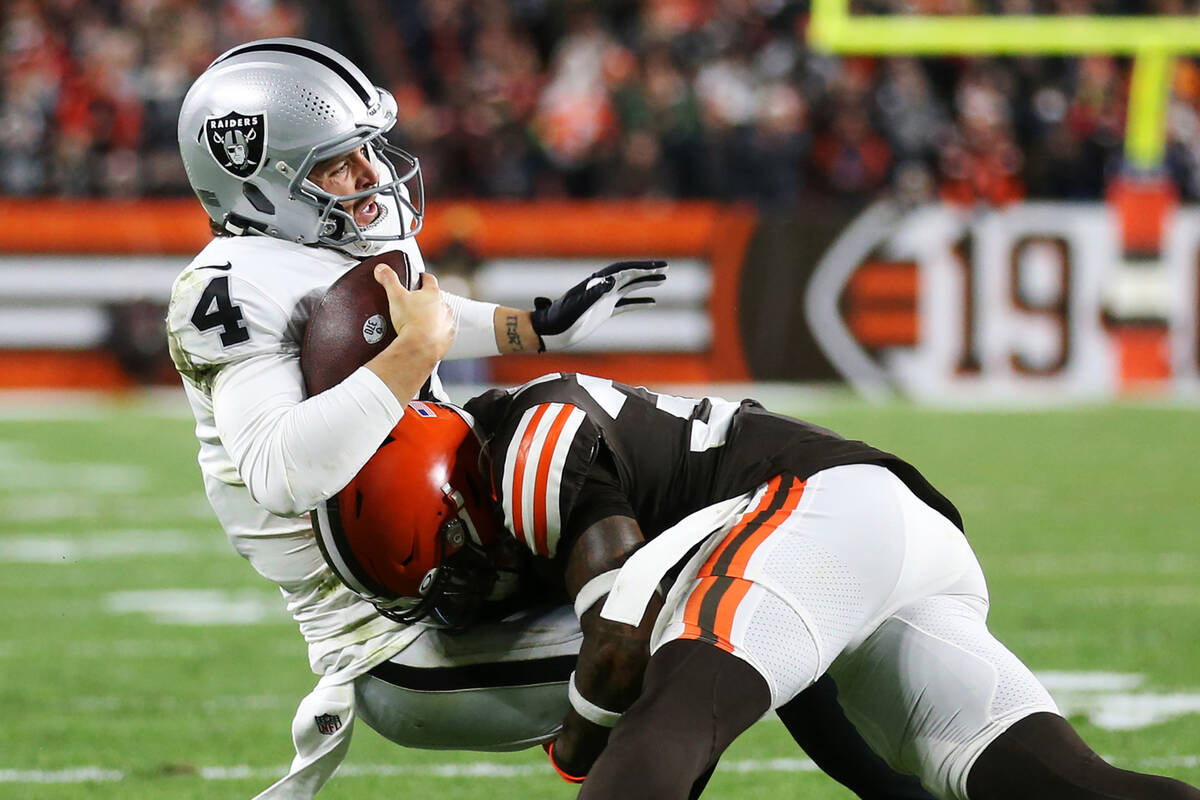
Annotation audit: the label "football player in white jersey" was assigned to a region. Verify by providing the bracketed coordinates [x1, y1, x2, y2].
[168, 38, 665, 799]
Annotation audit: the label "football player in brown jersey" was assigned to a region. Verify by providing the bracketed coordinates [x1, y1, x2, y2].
[317, 373, 1199, 800]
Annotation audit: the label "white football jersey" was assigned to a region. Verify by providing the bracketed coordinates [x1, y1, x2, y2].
[166, 233, 444, 678]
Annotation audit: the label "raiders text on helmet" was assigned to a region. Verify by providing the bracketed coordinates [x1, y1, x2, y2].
[177, 38, 424, 253]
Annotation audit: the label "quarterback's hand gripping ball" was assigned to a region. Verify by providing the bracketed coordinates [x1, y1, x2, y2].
[300, 251, 415, 395]
[529, 260, 668, 352]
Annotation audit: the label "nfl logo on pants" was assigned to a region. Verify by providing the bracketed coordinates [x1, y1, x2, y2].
[314, 713, 342, 735]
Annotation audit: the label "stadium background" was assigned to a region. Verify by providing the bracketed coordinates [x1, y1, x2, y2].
[1, 1, 1198, 798]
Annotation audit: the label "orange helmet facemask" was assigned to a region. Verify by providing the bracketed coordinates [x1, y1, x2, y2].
[312, 402, 513, 630]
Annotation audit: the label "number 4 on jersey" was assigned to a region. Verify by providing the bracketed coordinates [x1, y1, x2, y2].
[191, 276, 250, 346]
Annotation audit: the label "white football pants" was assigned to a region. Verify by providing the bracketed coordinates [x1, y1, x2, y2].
[656, 463, 1059, 800]
[252, 604, 580, 800]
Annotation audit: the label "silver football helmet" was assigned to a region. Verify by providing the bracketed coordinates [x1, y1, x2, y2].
[177, 38, 423, 255]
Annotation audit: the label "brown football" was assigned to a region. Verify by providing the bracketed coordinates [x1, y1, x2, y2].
[300, 250, 416, 396]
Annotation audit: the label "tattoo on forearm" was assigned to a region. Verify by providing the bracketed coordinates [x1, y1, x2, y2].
[506, 314, 524, 351]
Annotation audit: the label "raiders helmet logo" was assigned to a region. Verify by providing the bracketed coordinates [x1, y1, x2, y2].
[204, 111, 267, 179]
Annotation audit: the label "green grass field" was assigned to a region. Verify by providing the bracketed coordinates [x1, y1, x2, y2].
[1, 390, 1197, 799]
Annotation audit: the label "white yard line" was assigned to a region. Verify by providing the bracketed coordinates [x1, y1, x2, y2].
[0, 461, 149, 493]
[0, 492, 214, 523]
[989, 551, 1200, 577]
[2, 754, 1197, 785]
[0, 530, 225, 563]
[72, 694, 294, 713]
[0, 389, 191, 420]
[105, 589, 289, 626]
[0, 767, 126, 784]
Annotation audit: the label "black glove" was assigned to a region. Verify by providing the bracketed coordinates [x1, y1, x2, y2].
[529, 260, 668, 352]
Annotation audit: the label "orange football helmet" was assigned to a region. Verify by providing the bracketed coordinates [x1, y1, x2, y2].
[312, 401, 510, 629]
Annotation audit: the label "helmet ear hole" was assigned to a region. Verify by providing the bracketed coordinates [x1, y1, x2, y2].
[243, 181, 276, 214]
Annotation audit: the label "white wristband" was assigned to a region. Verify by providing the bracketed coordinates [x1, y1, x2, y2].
[568, 672, 622, 728]
[442, 292, 501, 359]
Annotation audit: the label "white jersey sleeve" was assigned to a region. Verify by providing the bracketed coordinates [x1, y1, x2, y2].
[212, 354, 404, 516]
[442, 291, 500, 359]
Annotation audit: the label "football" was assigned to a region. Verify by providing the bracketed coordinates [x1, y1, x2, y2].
[300, 250, 416, 396]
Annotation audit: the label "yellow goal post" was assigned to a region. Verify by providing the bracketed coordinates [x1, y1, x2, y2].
[806, 0, 1200, 170]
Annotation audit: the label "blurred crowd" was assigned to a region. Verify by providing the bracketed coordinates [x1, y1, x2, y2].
[5, 0, 1200, 209]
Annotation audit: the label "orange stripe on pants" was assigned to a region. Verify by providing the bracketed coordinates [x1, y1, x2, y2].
[679, 475, 806, 652]
[701, 476, 806, 579]
[699, 475, 784, 573]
